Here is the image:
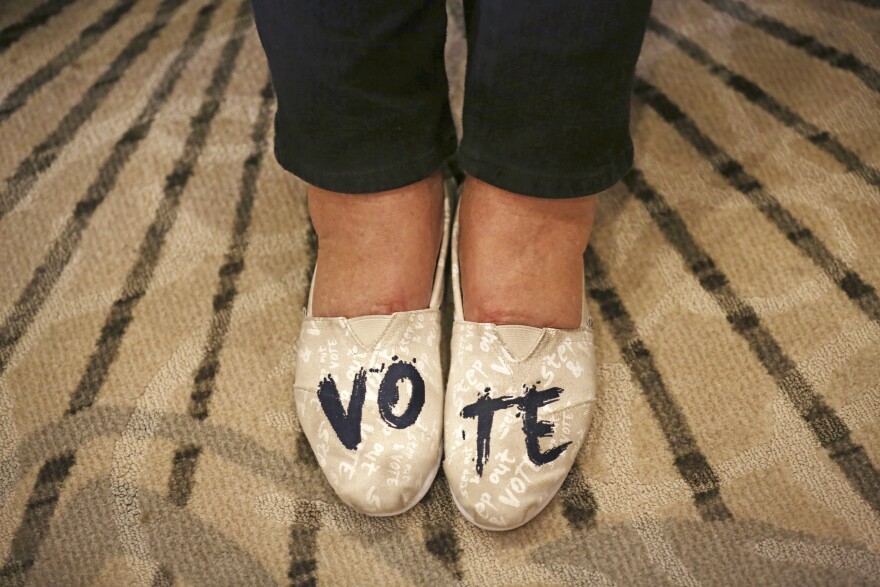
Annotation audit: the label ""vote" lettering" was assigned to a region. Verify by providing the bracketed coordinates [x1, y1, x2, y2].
[317, 359, 424, 450]
[461, 384, 571, 476]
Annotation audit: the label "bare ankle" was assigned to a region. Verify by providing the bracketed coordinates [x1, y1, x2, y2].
[459, 176, 597, 328]
[306, 171, 445, 317]
[308, 171, 444, 240]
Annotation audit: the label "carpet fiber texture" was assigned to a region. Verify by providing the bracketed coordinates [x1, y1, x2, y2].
[1, 0, 879, 584]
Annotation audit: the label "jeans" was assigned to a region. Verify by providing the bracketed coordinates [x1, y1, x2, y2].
[251, 0, 652, 198]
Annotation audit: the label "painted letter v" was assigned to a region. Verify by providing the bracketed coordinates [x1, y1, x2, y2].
[317, 368, 368, 450]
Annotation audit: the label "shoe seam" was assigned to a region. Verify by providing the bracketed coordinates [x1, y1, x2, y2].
[451, 319, 594, 364]
[301, 308, 441, 353]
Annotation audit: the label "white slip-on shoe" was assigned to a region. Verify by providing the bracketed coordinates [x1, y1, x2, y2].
[292, 176, 454, 516]
[443, 194, 597, 531]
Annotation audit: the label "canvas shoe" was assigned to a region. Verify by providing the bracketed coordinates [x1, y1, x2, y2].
[443, 196, 597, 530]
[292, 176, 454, 516]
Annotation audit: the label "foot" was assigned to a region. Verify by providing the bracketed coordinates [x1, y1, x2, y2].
[444, 192, 598, 530]
[458, 176, 598, 329]
[294, 182, 453, 516]
[307, 170, 445, 317]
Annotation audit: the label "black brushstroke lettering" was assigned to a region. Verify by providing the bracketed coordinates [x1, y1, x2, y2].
[461, 384, 571, 476]
[317, 369, 367, 450]
[461, 388, 517, 477]
[519, 384, 571, 466]
[378, 360, 425, 429]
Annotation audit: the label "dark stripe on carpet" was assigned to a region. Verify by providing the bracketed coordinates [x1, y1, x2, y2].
[0, 6, 250, 582]
[151, 566, 174, 587]
[648, 17, 880, 189]
[0, 0, 185, 220]
[424, 524, 463, 582]
[624, 167, 880, 513]
[295, 430, 318, 469]
[843, 0, 880, 9]
[167, 76, 274, 507]
[0, 0, 139, 126]
[421, 471, 463, 582]
[0, 0, 220, 381]
[584, 247, 733, 522]
[168, 444, 202, 507]
[633, 77, 880, 328]
[65, 0, 252, 416]
[0, 0, 79, 55]
[0, 452, 75, 581]
[188, 79, 274, 422]
[700, 0, 880, 93]
[288, 526, 318, 587]
[559, 463, 599, 530]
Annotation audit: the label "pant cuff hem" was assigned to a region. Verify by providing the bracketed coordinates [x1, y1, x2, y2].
[274, 137, 458, 194]
[456, 141, 634, 198]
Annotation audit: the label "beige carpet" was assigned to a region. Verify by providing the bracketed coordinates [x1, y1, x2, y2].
[1, 0, 879, 584]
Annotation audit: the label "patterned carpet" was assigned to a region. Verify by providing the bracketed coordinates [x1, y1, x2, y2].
[1, 0, 879, 584]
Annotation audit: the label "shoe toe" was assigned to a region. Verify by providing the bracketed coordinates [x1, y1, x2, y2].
[293, 312, 444, 516]
[443, 401, 594, 530]
[330, 444, 441, 516]
[293, 380, 442, 517]
[444, 321, 596, 530]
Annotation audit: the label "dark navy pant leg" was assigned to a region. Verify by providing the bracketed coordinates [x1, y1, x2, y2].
[458, 0, 652, 198]
[251, 0, 457, 193]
